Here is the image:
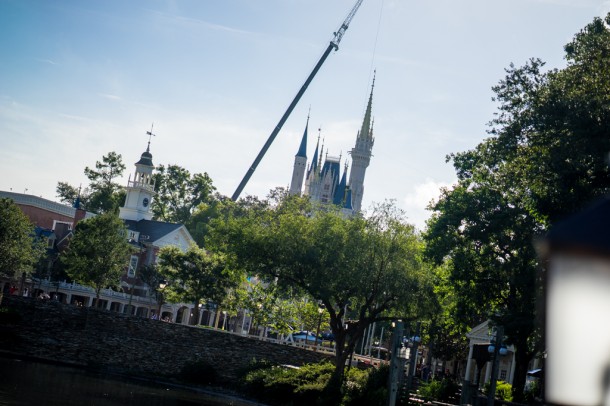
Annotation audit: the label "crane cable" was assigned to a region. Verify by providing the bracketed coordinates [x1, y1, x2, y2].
[363, 0, 385, 115]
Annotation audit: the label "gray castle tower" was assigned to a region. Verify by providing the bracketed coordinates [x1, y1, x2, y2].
[348, 76, 375, 213]
[289, 116, 309, 195]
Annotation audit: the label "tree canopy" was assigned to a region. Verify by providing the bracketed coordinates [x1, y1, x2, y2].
[157, 245, 244, 325]
[424, 13, 610, 401]
[210, 193, 434, 396]
[152, 164, 217, 226]
[56, 151, 126, 214]
[60, 212, 131, 305]
[0, 198, 43, 279]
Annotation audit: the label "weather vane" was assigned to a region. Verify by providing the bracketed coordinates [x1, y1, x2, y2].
[146, 123, 156, 151]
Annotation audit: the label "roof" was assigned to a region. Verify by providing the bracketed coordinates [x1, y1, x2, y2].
[296, 122, 308, 158]
[135, 150, 154, 167]
[124, 219, 183, 242]
[0, 190, 95, 219]
[545, 195, 610, 257]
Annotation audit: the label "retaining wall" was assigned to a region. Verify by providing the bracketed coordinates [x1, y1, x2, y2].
[0, 296, 330, 383]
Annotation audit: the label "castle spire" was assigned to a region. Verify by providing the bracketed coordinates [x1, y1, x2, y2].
[348, 72, 376, 213]
[296, 113, 309, 158]
[289, 115, 310, 195]
[358, 71, 375, 141]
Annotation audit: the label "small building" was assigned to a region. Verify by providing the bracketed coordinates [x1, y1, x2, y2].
[1, 140, 222, 326]
[461, 320, 517, 402]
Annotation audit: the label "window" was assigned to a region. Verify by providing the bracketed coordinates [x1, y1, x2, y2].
[128, 255, 138, 278]
[500, 370, 507, 380]
[52, 220, 73, 231]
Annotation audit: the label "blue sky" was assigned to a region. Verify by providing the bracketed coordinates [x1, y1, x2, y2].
[1, 0, 608, 229]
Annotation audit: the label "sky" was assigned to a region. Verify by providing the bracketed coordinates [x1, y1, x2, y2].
[1, 0, 608, 230]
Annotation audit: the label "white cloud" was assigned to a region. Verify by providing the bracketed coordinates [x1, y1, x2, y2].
[402, 178, 454, 230]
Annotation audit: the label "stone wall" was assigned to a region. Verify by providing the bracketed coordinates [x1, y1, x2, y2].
[0, 296, 331, 383]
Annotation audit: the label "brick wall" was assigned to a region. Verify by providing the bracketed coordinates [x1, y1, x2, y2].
[0, 296, 331, 383]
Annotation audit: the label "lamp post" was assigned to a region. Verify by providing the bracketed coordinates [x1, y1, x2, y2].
[156, 279, 166, 320]
[405, 322, 422, 395]
[487, 325, 506, 406]
[314, 305, 324, 351]
[387, 320, 404, 406]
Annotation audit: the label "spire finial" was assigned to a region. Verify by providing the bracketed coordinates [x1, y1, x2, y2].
[320, 137, 325, 168]
[146, 123, 156, 152]
[357, 72, 375, 141]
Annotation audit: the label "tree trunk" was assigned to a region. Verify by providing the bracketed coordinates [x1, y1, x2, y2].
[511, 341, 531, 403]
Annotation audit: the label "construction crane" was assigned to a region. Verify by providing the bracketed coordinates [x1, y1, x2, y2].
[231, 0, 364, 201]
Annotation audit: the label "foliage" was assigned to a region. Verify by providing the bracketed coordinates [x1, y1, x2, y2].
[0, 198, 43, 278]
[496, 381, 513, 401]
[484, 381, 513, 401]
[240, 361, 388, 406]
[211, 192, 434, 398]
[56, 151, 126, 214]
[239, 280, 328, 336]
[152, 164, 217, 225]
[424, 13, 610, 402]
[417, 379, 460, 402]
[60, 212, 131, 304]
[523, 379, 541, 402]
[179, 359, 218, 385]
[157, 245, 244, 324]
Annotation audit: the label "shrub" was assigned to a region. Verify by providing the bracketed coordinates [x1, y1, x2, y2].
[495, 381, 513, 401]
[179, 360, 218, 385]
[418, 379, 460, 402]
[241, 361, 334, 405]
[240, 362, 390, 406]
[343, 364, 388, 406]
[483, 381, 513, 401]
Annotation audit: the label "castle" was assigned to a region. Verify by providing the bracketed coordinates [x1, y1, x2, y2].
[289, 77, 375, 214]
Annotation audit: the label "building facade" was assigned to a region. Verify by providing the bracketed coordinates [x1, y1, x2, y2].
[0, 142, 221, 326]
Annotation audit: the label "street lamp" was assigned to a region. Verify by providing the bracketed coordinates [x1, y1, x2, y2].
[314, 305, 324, 351]
[406, 323, 422, 395]
[387, 320, 404, 406]
[487, 325, 506, 406]
[540, 196, 610, 405]
[156, 279, 167, 320]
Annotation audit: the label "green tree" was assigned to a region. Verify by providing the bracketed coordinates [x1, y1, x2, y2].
[152, 164, 216, 226]
[0, 198, 43, 279]
[157, 245, 244, 325]
[56, 151, 126, 213]
[424, 14, 610, 401]
[60, 212, 131, 306]
[212, 194, 434, 399]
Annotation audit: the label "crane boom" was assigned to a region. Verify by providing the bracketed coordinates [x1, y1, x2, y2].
[231, 0, 364, 201]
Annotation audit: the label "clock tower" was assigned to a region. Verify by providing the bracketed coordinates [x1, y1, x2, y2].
[119, 140, 156, 221]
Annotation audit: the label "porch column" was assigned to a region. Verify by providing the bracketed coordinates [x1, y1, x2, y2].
[509, 351, 517, 384]
[460, 343, 476, 406]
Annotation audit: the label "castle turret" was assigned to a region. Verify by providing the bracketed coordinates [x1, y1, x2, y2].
[289, 117, 309, 195]
[348, 74, 375, 212]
